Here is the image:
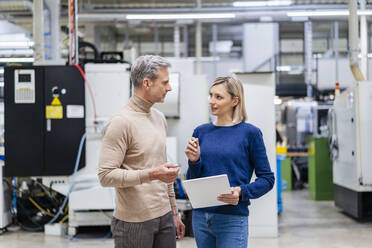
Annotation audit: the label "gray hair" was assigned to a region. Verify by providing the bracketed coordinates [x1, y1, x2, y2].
[130, 55, 171, 88]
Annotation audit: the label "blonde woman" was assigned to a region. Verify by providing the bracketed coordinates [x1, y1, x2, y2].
[185, 76, 274, 248]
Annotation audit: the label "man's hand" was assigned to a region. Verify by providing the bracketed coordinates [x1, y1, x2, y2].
[173, 214, 185, 239]
[217, 187, 241, 206]
[185, 137, 200, 163]
[149, 163, 179, 183]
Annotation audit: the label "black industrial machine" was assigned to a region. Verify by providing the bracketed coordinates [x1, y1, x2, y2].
[4, 66, 85, 177]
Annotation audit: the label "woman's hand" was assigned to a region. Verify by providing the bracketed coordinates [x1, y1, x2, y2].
[217, 187, 241, 205]
[185, 137, 200, 163]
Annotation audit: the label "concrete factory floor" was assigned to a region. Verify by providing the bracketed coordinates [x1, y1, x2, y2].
[1, 189, 372, 248]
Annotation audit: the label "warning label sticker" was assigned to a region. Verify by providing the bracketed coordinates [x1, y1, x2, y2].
[51, 96, 62, 106]
[46, 105, 63, 119]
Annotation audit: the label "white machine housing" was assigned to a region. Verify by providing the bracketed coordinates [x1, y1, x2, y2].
[0, 101, 11, 230]
[331, 81, 372, 220]
[70, 63, 131, 234]
[0, 162, 12, 230]
[332, 81, 372, 190]
[40, 63, 131, 235]
[42, 62, 184, 235]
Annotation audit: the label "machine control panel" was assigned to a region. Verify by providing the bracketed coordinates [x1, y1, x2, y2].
[14, 69, 35, 104]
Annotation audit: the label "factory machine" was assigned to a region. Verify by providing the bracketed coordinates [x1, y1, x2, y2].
[0, 162, 12, 230]
[0, 100, 12, 231]
[282, 100, 332, 148]
[2, 62, 187, 235]
[311, 102, 333, 138]
[4, 66, 86, 177]
[281, 100, 332, 190]
[282, 100, 317, 148]
[66, 63, 131, 235]
[3, 64, 131, 235]
[329, 81, 372, 220]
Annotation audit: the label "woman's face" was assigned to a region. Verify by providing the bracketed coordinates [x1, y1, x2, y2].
[209, 84, 237, 117]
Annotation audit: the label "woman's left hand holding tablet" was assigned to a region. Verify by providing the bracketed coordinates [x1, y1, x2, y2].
[217, 187, 241, 205]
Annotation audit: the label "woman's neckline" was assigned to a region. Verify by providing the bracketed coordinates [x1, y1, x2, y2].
[211, 121, 243, 128]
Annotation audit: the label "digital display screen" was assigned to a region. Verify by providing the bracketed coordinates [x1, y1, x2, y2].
[18, 74, 31, 83]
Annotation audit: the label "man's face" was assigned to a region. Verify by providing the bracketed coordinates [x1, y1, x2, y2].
[147, 67, 172, 103]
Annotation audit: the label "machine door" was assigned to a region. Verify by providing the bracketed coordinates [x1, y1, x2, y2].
[43, 66, 85, 176]
[4, 67, 45, 177]
[358, 82, 372, 185]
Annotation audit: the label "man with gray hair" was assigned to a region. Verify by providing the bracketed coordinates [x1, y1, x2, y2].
[98, 55, 185, 248]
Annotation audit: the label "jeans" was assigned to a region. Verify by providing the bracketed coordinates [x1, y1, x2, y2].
[192, 210, 248, 248]
[111, 211, 176, 248]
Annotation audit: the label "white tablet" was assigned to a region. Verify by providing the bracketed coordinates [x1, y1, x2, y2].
[182, 174, 231, 208]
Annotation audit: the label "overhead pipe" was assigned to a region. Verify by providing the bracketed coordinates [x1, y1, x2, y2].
[124, 22, 130, 49]
[212, 24, 218, 79]
[195, 0, 202, 74]
[195, 21, 202, 74]
[348, 0, 365, 81]
[44, 0, 61, 62]
[33, 0, 44, 65]
[360, 0, 368, 79]
[333, 21, 339, 83]
[183, 25, 188, 57]
[304, 21, 313, 98]
[154, 23, 159, 55]
[174, 23, 180, 58]
[68, 0, 79, 64]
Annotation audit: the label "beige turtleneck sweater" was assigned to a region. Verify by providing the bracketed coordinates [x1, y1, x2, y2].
[98, 94, 177, 223]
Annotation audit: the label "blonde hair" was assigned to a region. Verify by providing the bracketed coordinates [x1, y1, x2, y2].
[211, 76, 247, 124]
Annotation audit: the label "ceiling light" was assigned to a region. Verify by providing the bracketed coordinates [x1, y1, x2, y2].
[0, 41, 34, 48]
[0, 57, 34, 63]
[126, 13, 236, 20]
[287, 10, 372, 17]
[287, 11, 348, 17]
[276, 66, 291, 72]
[234, 1, 292, 7]
[0, 49, 34, 56]
[358, 10, 372, 15]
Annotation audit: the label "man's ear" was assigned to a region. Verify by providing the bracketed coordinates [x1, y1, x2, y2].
[143, 78, 153, 90]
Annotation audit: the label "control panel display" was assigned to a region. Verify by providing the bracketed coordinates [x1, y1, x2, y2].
[14, 69, 35, 104]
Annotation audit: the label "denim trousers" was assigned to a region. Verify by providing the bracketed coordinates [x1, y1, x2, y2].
[192, 210, 248, 248]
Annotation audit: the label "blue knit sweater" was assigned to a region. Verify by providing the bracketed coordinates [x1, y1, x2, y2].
[186, 122, 275, 216]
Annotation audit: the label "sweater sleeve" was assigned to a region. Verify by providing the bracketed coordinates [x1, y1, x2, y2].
[161, 113, 177, 209]
[240, 129, 275, 201]
[167, 183, 177, 209]
[98, 116, 151, 188]
[186, 128, 203, 179]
